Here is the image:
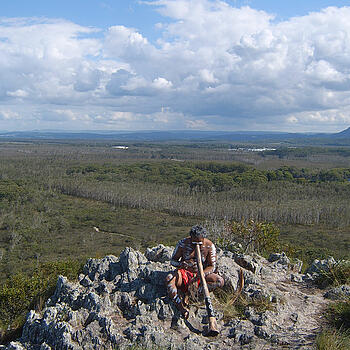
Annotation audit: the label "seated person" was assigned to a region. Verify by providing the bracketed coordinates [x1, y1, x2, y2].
[165, 225, 224, 319]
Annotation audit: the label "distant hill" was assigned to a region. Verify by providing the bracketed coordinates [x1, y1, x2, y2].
[335, 127, 350, 137]
[0, 128, 348, 144]
[0, 130, 319, 142]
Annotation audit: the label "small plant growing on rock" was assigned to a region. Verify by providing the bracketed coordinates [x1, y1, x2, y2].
[315, 261, 350, 288]
[213, 287, 275, 323]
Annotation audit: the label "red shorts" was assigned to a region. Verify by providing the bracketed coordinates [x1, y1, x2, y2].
[179, 269, 200, 292]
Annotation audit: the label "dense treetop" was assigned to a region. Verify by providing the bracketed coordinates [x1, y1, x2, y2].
[66, 161, 350, 192]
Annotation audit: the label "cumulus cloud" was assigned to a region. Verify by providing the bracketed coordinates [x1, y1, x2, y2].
[1, 2, 350, 131]
[0, 110, 22, 120]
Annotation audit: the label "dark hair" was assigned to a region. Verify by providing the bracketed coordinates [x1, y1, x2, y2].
[190, 225, 206, 238]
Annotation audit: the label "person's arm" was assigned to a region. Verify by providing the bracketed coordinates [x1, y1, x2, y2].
[170, 239, 184, 268]
[203, 241, 217, 276]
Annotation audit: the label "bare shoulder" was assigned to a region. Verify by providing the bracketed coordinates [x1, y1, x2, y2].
[203, 238, 214, 247]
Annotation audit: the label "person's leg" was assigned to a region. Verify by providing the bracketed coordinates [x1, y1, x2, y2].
[166, 270, 182, 302]
[165, 270, 189, 318]
[205, 273, 224, 291]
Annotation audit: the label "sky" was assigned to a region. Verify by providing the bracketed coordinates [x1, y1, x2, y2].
[1, 0, 350, 132]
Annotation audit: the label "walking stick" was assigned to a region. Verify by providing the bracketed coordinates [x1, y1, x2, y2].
[194, 243, 219, 336]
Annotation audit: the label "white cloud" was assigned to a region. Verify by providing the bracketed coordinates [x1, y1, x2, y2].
[6, 89, 28, 98]
[1, 2, 350, 131]
[286, 108, 350, 127]
[37, 109, 89, 122]
[0, 110, 21, 120]
[152, 77, 173, 89]
[186, 119, 209, 129]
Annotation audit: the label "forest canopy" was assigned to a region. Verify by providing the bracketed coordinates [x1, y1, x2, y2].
[66, 161, 350, 192]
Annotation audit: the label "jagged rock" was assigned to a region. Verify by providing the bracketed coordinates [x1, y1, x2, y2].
[290, 313, 298, 323]
[244, 307, 268, 326]
[268, 252, 288, 264]
[291, 273, 304, 283]
[119, 248, 148, 280]
[145, 244, 174, 262]
[291, 259, 303, 273]
[82, 255, 121, 282]
[228, 320, 254, 345]
[216, 256, 241, 290]
[324, 285, 350, 300]
[268, 252, 290, 269]
[254, 325, 272, 340]
[4, 343, 25, 350]
[306, 257, 336, 275]
[3, 247, 335, 350]
[233, 253, 262, 274]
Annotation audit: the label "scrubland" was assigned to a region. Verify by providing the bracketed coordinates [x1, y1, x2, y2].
[0, 140, 350, 345]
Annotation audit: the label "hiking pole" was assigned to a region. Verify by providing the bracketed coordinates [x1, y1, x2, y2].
[194, 243, 219, 336]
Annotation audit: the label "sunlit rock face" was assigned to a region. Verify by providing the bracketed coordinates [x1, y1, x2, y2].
[2, 245, 343, 350]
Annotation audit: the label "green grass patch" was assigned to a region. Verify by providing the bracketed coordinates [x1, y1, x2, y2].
[280, 224, 350, 263]
[325, 300, 350, 330]
[0, 190, 194, 281]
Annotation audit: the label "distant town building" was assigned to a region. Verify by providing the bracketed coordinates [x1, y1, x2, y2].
[113, 146, 129, 150]
[228, 147, 276, 152]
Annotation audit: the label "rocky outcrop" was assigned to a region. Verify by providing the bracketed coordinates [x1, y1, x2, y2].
[1, 245, 344, 350]
[324, 285, 350, 300]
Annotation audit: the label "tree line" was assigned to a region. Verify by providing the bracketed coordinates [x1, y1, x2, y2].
[66, 161, 350, 192]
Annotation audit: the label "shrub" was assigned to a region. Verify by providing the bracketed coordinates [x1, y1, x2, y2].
[315, 261, 350, 288]
[0, 180, 26, 201]
[216, 220, 280, 255]
[0, 259, 84, 344]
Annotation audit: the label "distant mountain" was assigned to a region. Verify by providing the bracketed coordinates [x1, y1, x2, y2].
[0, 130, 316, 142]
[0, 128, 348, 144]
[335, 127, 350, 137]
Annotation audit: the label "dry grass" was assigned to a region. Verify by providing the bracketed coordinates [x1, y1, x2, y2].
[325, 299, 350, 330]
[315, 261, 350, 288]
[316, 296, 350, 350]
[316, 329, 350, 350]
[213, 286, 275, 323]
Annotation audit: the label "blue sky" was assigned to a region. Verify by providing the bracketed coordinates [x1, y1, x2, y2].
[234, 0, 350, 19]
[1, 0, 350, 132]
[2, 1, 350, 26]
[2, 1, 349, 40]
[0, 1, 163, 40]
